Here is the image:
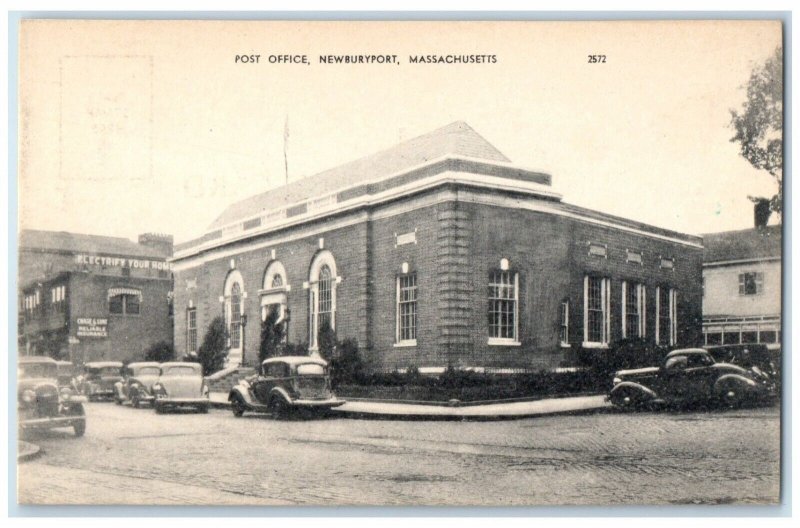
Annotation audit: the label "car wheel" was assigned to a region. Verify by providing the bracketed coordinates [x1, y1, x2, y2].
[610, 387, 640, 411]
[230, 395, 246, 417]
[114, 394, 122, 405]
[269, 397, 289, 420]
[131, 392, 141, 409]
[69, 405, 86, 437]
[717, 380, 744, 408]
[198, 404, 209, 414]
[154, 402, 165, 414]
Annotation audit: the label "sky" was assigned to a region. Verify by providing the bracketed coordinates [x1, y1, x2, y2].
[18, 19, 783, 244]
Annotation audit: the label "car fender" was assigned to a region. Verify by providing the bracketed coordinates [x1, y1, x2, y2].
[609, 381, 658, 401]
[714, 374, 757, 394]
[269, 387, 293, 406]
[229, 385, 257, 407]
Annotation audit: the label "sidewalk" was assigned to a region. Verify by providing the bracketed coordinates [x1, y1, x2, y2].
[210, 392, 611, 421]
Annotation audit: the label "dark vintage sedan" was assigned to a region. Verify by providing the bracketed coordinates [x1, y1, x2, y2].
[114, 362, 161, 408]
[76, 361, 124, 401]
[229, 356, 345, 419]
[18, 356, 87, 437]
[608, 348, 776, 410]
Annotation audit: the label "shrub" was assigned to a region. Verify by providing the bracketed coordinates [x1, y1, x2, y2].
[198, 316, 229, 376]
[278, 341, 309, 357]
[144, 340, 176, 363]
[316, 320, 337, 362]
[437, 366, 492, 389]
[259, 309, 286, 364]
[329, 338, 364, 387]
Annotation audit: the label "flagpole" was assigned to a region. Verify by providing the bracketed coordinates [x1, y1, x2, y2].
[283, 115, 289, 205]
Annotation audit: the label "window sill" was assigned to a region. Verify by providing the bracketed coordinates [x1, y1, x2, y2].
[559, 342, 572, 348]
[581, 341, 609, 349]
[487, 338, 521, 347]
[393, 340, 417, 348]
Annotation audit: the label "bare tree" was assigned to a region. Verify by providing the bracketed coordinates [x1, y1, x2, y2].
[730, 46, 783, 216]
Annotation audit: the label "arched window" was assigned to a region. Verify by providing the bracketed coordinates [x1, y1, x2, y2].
[260, 261, 290, 337]
[223, 270, 245, 362]
[229, 283, 242, 349]
[308, 251, 337, 349]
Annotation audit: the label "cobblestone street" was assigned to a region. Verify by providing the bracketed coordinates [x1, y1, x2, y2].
[17, 402, 781, 506]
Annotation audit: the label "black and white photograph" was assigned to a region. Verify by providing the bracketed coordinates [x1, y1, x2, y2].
[13, 18, 784, 508]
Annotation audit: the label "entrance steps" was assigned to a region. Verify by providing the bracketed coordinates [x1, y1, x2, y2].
[205, 366, 256, 393]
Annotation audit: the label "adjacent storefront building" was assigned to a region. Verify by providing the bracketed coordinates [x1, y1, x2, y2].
[701, 224, 782, 349]
[18, 230, 174, 363]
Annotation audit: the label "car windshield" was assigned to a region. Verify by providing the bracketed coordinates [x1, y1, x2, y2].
[296, 364, 325, 376]
[19, 363, 57, 379]
[163, 366, 198, 376]
[136, 367, 160, 376]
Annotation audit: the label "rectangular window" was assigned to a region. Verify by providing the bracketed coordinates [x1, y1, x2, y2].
[705, 332, 722, 346]
[488, 271, 519, 342]
[109, 295, 124, 314]
[741, 331, 758, 344]
[584, 276, 611, 346]
[186, 308, 197, 353]
[759, 330, 777, 343]
[622, 282, 646, 339]
[126, 295, 140, 315]
[738, 272, 764, 295]
[656, 287, 677, 346]
[396, 273, 418, 344]
[559, 301, 569, 345]
[109, 291, 142, 316]
[722, 331, 741, 345]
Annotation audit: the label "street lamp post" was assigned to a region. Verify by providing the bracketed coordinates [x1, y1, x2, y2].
[240, 313, 248, 367]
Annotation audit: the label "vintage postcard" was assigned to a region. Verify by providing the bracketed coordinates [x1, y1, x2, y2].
[15, 19, 783, 507]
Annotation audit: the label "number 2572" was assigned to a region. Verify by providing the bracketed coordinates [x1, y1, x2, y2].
[587, 55, 606, 63]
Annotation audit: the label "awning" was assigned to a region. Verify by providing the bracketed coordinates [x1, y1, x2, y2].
[107, 288, 142, 300]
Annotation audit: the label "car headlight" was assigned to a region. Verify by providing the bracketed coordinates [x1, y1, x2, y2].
[612, 377, 622, 385]
[60, 387, 73, 399]
[202, 384, 209, 396]
[22, 389, 36, 403]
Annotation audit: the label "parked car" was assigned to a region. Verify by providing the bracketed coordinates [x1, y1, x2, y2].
[229, 356, 345, 419]
[55, 360, 76, 389]
[151, 362, 209, 413]
[114, 362, 161, 408]
[706, 344, 781, 384]
[608, 348, 776, 410]
[18, 356, 87, 437]
[76, 361, 123, 401]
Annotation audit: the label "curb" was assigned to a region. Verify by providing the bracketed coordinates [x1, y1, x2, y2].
[18, 441, 42, 462]
[209, 393, 612, 421]
[327, 405, 613, 422]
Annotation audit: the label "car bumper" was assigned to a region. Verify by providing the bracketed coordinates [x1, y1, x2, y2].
[20, 415, 85, 428]
[156, 397, 209, 406]
[88, 389, 115, 397]
[291, 398, 345, 408]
